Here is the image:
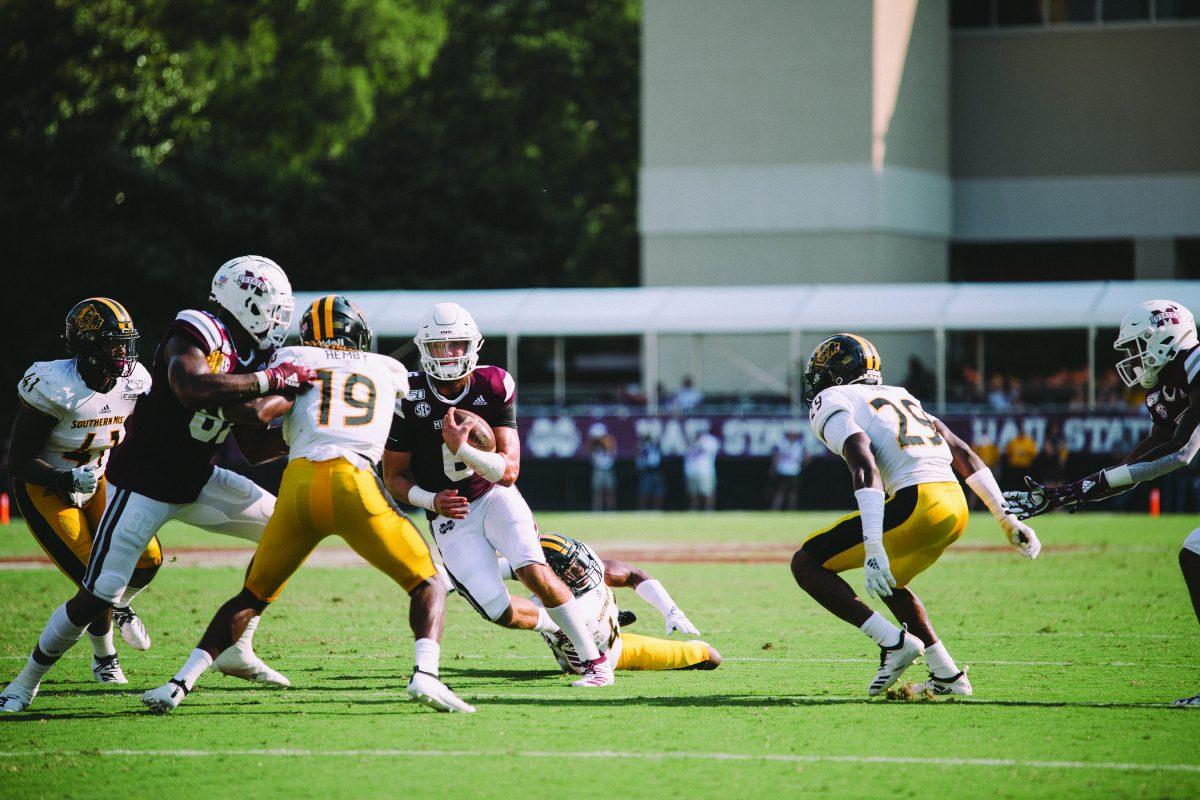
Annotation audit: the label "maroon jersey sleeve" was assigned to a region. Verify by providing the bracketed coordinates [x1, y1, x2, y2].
[474, 366, 517, 428]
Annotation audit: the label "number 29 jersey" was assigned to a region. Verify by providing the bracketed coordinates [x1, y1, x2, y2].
[809, 383, 955, 495]
[270, 346, 408, 469]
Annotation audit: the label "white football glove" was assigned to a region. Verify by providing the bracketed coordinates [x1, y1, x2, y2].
[863, 540, 896, 598]
[664, 607, 700, 637]
[67, 465, 98, 506]
[1000, 514, 1041, 559]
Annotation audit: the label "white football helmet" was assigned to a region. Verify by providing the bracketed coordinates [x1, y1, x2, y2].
[415, 302, 483, 381]
[210, 256, 294, 350]
[1114, 300, 1197, 388]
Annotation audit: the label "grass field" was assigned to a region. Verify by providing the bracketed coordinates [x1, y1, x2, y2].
[1, 510, 1197, 799]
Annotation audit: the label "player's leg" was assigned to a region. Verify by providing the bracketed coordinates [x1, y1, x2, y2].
[481, 485, 612, 687]
[85, 488, 162, 651]
[615, 632, 721, 671]
[1, 487, 170, 711]
[174, 466, 283, 683]
[791, 487, 927, 696]
[331, 465, 473, 712]
[1173, 530, 1200, 707]
[11, 480, 127, 683]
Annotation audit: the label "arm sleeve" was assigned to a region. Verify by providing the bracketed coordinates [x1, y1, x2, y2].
[386, 414, 415, 452]
[1109, 423, 1200, 486]
[818, 410, 865, 455]
[494, 369, 517, 428]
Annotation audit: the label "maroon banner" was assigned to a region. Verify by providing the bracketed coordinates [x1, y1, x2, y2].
[518, 412, 1153, 460]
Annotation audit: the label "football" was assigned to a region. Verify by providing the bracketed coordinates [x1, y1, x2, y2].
[452, 407, 496, 452]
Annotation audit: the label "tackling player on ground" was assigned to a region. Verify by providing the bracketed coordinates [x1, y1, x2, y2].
[383, 302, 615, 687]
[1, 256, 312, 713]
[8, 298, 160, 685]
[791, 334, 1041, 697]
[143, 296, 472, 713]
[1003, 300, 1200, 708]
[493, 533, 720, 674]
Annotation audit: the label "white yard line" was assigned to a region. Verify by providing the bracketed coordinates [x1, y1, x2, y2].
[0, 747, 1194, 774]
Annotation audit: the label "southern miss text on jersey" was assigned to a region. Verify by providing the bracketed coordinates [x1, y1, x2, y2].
[1145, 345, 1200, 426]
[17, 358, 151, 493]
[809, 383, 955, 495]
[386, 366, 517, 504]
[272, 346, 409, 469]
[106, 310, 272, 504]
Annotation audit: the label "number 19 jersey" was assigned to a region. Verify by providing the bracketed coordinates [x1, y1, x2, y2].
[809, 383, 955, 495]
[271, 346, 409, 469]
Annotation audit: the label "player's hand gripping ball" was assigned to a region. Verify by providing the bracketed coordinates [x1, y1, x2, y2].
[442, 408, 496, 453]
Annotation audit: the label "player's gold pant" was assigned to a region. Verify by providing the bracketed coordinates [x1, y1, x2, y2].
[245, 457, 437, 603]
[13, 478, 162, 588]
[800, 481, 968, 587]
[615, 632, 712, 671]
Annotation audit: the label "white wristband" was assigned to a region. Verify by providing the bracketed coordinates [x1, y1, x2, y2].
[406, 486, 438, 512]
[456, 443, 507, 483]
[635, 579, 678, 618]
[1102, 464, 1134, 489]
[965, 467, 1007, 518]
[254, 371, 270, 395]
[854, 487, 886, 543]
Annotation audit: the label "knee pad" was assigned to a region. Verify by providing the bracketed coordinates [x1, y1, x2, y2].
[1183, 529, 1200, 556]
[90, 572, 127, 605]
[480, 592, 513, 623]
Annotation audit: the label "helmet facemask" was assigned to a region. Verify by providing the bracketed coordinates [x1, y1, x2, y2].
[1114, 334, 1156, 389]
[99, 332, 140, 378]
[417, 336, 482, 381]
[543, 539, 604, 597]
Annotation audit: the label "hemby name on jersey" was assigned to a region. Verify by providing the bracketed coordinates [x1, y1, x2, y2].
[71, 415, 126, 429]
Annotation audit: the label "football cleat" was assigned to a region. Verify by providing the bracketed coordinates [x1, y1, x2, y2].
[141, 679, 189, 714]
[1171, 693, 1200, 708]
[113, 606, 151, 651]
[406, 669, 475, 713]
[571, 653, 614, 688]
[869, 628, 925, 697]
[909, 667, 973, 698]
[0, 683, 37, 713]
[92, 654, 128, 684]
[211, 645, 290, 687]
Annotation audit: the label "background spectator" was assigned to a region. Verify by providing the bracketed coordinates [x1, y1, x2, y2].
[768, 430, 806, 511]
[1031, 430, 1069, 486]
[968, 433, 1000, 509]
[636, 432, 666, 510]
[1004, 429, 1039, 486]
[671, 376, 703, 413]
[683, 429, 720, 511]
[587, 422, 617, 512]
[987, 375, 1010, 411]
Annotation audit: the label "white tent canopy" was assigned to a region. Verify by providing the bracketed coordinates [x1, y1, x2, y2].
[293, 281, 1200, 410]
[295, 281, 1200, 337]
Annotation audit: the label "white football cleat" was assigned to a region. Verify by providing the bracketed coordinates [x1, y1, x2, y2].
[869, 628, 925, 696]
[141, 679, 189, 714]
[406, 670, 475, 713]
[211, 646, 290, 687]
[572, 653, 614, 687]
[1172, 693, 1200, 708]
[92, 654, 128, 684]
[0, 682, 37, 713]
[113, 606, 151, 651]
[910, 667, 973, 698]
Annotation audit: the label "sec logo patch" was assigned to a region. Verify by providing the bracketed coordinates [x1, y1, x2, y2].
[415, 402, 432, 418]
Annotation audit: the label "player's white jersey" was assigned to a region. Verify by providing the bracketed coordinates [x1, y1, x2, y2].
[273, 346, 409, 469]
[809, 383, 955, 495]
[17, 358, 151, 483]
[536, 543, 620, 673]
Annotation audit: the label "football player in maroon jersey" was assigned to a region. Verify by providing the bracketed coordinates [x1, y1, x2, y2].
[383, 302, 614, 687]
[1, 256, 314, 713]
[1004, 300, 1200, 707]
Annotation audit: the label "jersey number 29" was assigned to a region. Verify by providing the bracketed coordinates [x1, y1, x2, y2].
[869, 397, 943, 448]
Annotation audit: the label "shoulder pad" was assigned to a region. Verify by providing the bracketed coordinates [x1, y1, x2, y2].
[174, 309, 227, 353]
[18, 361, 69, 417]
[809, 386, 856, 437]
[475, 365, 515, 403]
[1184, 347, 1200, 387]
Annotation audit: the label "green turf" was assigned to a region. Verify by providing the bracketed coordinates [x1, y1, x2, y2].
[1, 511, 1198, 799]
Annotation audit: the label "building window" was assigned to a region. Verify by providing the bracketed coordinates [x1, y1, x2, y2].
[950, 241, 1134, 282]
[953, 0, 1200, 27]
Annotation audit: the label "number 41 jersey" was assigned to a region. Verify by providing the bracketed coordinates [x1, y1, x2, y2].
[271, 346, 408, 468]
[809, 383, 955, 495]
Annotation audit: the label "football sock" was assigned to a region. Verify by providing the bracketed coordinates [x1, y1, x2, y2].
[546, 599, 601, 662]
[533, 607, 561, 634]
[860, 612, 903, 647]
[634, 579, 679, 617]
[12, 605, 88, 688]
[234, 615, 260, 654]
[924, 641, 960, 677]
[88, 629, 117, 659]
[174, 649, 214, 691]
[117, 584, 146, 607]
[413, 638, 440, 676]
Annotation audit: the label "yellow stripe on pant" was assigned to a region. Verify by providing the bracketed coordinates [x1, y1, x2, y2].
[801, 481, 968, 588]
[245, 457, 437, 603]
[13, 477, 162, 586]
[615, 632, 712, 671]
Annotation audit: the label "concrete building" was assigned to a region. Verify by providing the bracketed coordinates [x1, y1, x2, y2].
[639, 0, 1200, 396]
